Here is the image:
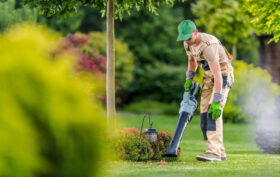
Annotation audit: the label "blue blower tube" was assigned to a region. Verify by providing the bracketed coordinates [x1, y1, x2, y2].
[164, 82, 201, 157]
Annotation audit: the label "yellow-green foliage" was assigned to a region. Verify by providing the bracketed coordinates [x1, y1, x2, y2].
[224, 61, 280, 122]
[0, 23, 107, 177]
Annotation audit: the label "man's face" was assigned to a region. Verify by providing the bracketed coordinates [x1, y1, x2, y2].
[184, 31, 197, 46]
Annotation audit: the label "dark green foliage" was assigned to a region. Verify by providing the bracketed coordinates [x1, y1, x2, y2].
[0, 0, 37, 31]
[23, 0, 184, 19]
[116, 5, 186, 65]
[37, 7, 105, 35]
[114, 5, 189, 105]
[37, 10, 85, 35]
[125, 62, 186, 103]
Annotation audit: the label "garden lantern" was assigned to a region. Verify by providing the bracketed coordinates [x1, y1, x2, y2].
[140, 114, 158, 143]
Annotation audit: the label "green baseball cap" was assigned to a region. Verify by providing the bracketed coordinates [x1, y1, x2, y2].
[176, 20, 196, 41]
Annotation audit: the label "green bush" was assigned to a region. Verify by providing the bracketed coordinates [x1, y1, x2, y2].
[223, 61, 280, 123]
[127, 62, 187, 103]
[111, 128, 154, 161]
[111, 128, 180, 161]
[0, 23, 107, 177]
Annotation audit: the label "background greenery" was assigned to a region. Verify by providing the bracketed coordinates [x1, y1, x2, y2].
[1, 0, 279, 122]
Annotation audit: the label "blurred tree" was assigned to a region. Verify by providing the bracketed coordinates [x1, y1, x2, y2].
[23, 0, 186, 131]
[243, 0, 280, 43]
[0, 0, 36, 31]
[191, 0, 253, 63]
[116, 5, 186, 66]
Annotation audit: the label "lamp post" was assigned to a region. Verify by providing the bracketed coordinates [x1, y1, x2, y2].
[140, 114, 158, 143]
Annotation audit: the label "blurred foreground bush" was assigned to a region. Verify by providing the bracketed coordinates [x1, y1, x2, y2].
[0, 23, 107, 177]
[110, 128, 179, 161]
[224, 61, 280, 123]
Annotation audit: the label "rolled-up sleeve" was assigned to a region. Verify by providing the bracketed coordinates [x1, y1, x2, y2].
[203, 44, 219, 65]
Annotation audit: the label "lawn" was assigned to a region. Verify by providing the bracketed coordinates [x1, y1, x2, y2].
[102, 113, 280, 177]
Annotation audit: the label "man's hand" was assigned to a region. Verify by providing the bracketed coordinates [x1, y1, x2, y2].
[208, 102, 222, 120]
[184, 79, 193, 92]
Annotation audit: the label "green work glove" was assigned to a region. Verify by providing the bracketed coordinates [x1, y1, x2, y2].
[208, 102, 222, 120]
[184, 79, 193, 92]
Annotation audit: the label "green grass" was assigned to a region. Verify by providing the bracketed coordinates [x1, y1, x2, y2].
[102, 113, 280, 177]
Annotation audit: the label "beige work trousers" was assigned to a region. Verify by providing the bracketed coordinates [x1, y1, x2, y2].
[200, 73, 233, 158]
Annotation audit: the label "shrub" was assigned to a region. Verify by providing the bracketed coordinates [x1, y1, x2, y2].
[127, 62, 187, 103]
[0, 23, 107, 177]
[111, 128, 154, 161]
[150, 131, 181, 161]
[55, 32, 135, 104]
[111, 128, 180, 161]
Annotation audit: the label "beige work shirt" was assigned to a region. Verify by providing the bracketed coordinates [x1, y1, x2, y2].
[183, 32, 233, 78]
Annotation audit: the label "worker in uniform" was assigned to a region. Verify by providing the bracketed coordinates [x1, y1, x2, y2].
[177, 20, 234, 161]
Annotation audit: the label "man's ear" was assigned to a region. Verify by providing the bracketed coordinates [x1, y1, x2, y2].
[193, 29, 198, 34]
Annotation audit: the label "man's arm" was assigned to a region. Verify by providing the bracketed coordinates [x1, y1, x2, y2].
[184, 54, 197, 92]
[209, 62, 222, 94]
[186, 54, 197, 79]
[187, 54, 197, 72]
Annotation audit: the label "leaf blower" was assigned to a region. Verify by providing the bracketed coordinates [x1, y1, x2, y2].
[164, 81, 201, 157]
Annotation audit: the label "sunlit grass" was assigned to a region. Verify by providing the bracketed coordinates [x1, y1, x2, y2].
[102, 113, 280, 177]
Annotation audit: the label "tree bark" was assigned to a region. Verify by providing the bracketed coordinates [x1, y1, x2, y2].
[232, 44, 237, 67]
[106, 1, 116, 134]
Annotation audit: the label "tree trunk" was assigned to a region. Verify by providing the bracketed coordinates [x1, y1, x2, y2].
[264, 41, 280, 85]
[106, 1, 116, 134]
[258, 35, 280, 85]
[232, 44, 237, 67]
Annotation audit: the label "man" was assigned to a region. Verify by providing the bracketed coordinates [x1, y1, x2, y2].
[177, 20, 234, 161]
